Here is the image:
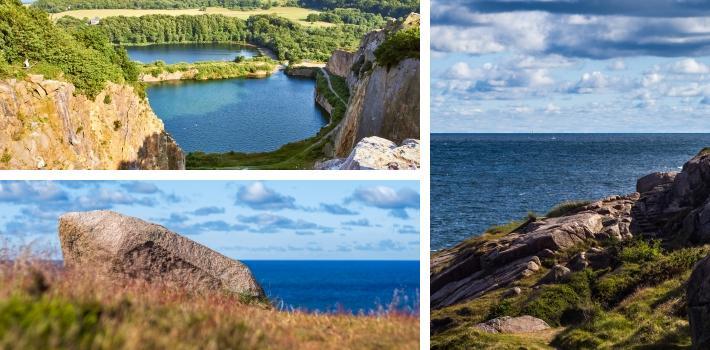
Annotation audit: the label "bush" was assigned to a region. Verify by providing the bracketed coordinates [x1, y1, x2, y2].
[113, 120, 122, 131]
[618, 239, 662, 264]
[522, 284, 583, 326]
[103, 94, 112, 104]
[374, 26, 419, 69]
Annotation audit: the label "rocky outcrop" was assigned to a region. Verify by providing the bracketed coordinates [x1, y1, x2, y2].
[688, 254, 710, 349]
[315, 89, 334, 116]
[431, 193, 637, 308]
[58, 211, 264, 298]
[474, 316, 550, 334]
[315, 136, 419, 170]
[0, 75, 184, 169]
[328, 13, 420, 157]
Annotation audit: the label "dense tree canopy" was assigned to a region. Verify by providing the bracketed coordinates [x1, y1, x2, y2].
[305, 7, 385, 26]
[99, 14, 373, 61]
[299, 0, 418, 18]
[0, 0, 137, 96]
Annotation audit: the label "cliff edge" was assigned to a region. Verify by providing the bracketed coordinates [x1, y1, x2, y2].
[0, 75, 184, 169]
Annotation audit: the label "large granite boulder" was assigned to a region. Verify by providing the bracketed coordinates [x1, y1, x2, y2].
[688, 254, 710, 349]
[474, 316, 550, 334]
[59, 211, 264, 298]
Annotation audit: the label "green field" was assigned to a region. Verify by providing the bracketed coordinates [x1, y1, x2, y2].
[52, 6, 333, 27]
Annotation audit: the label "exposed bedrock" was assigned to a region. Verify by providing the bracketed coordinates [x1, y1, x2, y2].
[59, 210, 264, 298]
[0, 75, 184, 169]
[315, 136, 419, 170]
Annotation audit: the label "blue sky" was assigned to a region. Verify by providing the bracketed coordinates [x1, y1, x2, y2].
[0, 181, 420, 260]
[432, 0, 710, 132]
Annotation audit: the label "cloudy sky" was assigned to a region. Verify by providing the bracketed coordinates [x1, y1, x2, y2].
[0, 181, 420, 260]
[432, 0, 710, 132]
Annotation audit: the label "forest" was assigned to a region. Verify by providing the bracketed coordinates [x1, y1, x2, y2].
[32, 0, 418, 17]
[305, 7, 385, 26]
[0, 0, 137, 97]
[98, 14, 375, 61]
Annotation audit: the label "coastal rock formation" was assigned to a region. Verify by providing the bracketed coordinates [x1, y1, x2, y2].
[0, 75, 184, 169]
[315, 136, 419, 170]
[431, 193, 636, 308]
[474, 316, 551, 334]
[688, 254, 710, 349]
[329, 13, 420, 157]
[58, 210, 264, 298]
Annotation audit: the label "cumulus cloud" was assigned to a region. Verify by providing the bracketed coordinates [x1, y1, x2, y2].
[120, 181, 160, 194]
[342, 218, 376, 227]
[608, 59, 626, 70]
[346, 186, 419, 219]
[569, 71, 608, 93]
[354, 240, 406, 252]
[669, 58, 710, 74]
[397, 225, 420, 235]
[0, 181, 68, 203]
[235, 182, 296, 211]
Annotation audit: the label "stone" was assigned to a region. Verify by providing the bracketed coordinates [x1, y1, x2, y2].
[687, 254, 710, 349]
[567, 252, 589, 271]
[636, 171, 677, 193]
[503, 287, 522, 297]
[58, 211, 264, 298]
[325, 50, 354, 78]
[316, 136, 419, 170]
[474, 316, 550, 334]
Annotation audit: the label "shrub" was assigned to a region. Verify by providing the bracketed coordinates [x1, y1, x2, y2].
[103, 94, 111, 104]
[374, 26, 419, 69]
[113, 120, 122, 131]
[522, 284, 583, 326]
[618, 239, 662, 264]
[0, 149, 11, 164]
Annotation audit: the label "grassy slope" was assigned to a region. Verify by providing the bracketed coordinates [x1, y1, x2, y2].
[185, 70, 349, 169]
[431, 209, 709, 350]
[50, 6, 333, 27]
[0, 263, 418, 349]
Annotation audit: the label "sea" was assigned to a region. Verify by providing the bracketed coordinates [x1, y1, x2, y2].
[243, 260, 420, 314]
[431, 133, 710, 251]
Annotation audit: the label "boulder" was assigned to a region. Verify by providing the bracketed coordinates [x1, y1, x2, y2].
[58, 211, 264, 298]
[688, 254, 710, 349]
[539, 264, 571, 284]
[474, 316, 550, 334]
[316, 136, 419, 170]
[636, 172, 677, 193]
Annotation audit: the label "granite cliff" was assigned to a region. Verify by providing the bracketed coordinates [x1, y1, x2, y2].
[0, 75, 184, 169]
[324, 13, 420, 158]
[431, 150, 710, 349]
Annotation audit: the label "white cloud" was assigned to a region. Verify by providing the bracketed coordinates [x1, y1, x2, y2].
[669, 58, 710, 74]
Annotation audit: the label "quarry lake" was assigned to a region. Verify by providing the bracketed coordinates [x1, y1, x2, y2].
[244, 260, 420, 314]
[125, 43, 259, 64]
[143, 71, 327, 153]
[126, 45, 327, 153]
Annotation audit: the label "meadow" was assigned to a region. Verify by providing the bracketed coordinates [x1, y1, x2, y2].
[0, 257, 419, 350]
[51, 6, 333, 27]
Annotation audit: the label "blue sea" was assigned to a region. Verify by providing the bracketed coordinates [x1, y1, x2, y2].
[431, 133, 710, 251]
[243, 260, 420, 314]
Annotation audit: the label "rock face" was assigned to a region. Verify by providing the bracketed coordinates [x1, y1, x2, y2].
[431, 194, 637, 308]
[325, 50, 355, 78]
[315, 136, 419, 170]
[329, 14, 420, 157]
[0, 75, 184, 169]
[58, 211, 264, 298]
[688, 254, 710, 349]
[474, 316, 550, 334]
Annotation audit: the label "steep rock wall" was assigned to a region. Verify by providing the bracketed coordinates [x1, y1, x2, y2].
[0, 75, 184, 169]
[330, 14, 420, 157]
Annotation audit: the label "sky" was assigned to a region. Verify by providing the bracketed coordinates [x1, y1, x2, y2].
[0, 181, 420, 260]
[432, 0, 710, 133]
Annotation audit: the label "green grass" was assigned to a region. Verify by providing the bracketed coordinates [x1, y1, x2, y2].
[545, 200, 593, 218]
[432, 236, 710, 349]
[186, 71, 349, 169]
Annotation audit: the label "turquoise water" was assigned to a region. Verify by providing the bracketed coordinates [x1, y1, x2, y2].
[128, 45, 327, 153]
[125, 43, 258, 64]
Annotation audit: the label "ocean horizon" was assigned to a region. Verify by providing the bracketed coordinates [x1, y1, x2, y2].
[432, 133, 710, 250]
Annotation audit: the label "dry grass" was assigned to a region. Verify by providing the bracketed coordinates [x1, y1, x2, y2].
[51, 6, 334, 27]
[0, 256, 418, 350]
